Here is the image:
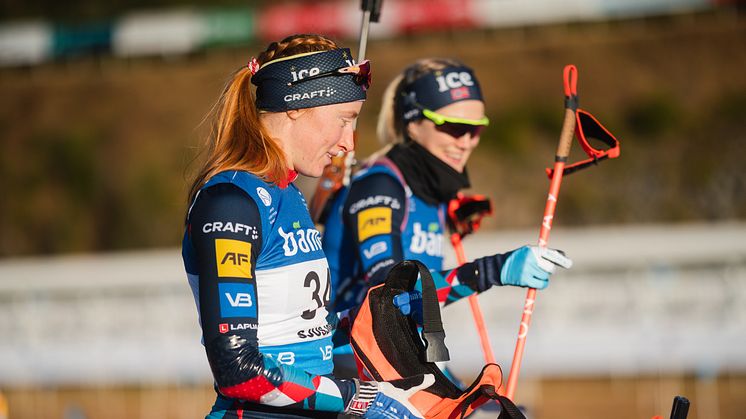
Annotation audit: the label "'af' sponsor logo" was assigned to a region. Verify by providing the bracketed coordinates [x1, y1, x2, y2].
[297, 323, 333, 339]
[219, 282, 257, 318]
[256, 187, 272, 206]
[278, 226, 322, 256]
[215, 239, 252, 278]
[203, 221, 258, 239]
[348, 195, 401, 214]
[357, 207, 392, 242]
[434, 71, 474, 92]
[409, 222, 443, 257]
[219, 322, 257, 334]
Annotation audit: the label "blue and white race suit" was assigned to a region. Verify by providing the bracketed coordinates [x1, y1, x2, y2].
[183, 170, 356, 418]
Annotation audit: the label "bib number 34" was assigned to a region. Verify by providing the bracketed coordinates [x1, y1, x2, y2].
[301, 270, 331, 320]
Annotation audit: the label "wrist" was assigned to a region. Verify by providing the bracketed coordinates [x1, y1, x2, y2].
[462, 251, 510, 291]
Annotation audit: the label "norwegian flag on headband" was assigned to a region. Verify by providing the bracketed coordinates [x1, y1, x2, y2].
[450, 86, 471, 100]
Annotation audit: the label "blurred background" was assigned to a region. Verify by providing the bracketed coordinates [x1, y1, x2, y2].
[1, 0, 745, 418]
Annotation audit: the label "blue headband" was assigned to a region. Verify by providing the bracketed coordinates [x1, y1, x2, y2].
[251, 49, 367, 112]
[399, 66, 483, 123]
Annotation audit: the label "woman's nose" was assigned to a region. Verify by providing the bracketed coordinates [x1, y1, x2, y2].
[339, 127, 355, 153]
[455, 134, 472, 149]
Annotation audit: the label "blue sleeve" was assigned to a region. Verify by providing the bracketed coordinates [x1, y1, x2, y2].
[343, 173, 407, 287]
[188, 183, 355, 412]
[341, 174, 509, 305]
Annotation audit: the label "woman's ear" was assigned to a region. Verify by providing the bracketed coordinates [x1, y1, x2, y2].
[406, 120, 425, 143]
[286, 108, 310, 121]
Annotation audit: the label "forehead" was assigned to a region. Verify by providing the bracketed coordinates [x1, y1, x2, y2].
[434, 100, 485, 119]
[312, 101, 363, 117]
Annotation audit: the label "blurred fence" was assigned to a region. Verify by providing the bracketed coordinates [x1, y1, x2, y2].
[0, 222, 744, 387]
[0, 0, 737, 67]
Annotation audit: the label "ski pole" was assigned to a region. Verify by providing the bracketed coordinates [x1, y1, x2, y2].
[309, 0, 382, 223]
[447, 196, 497, 365]
[451, 233, 496, 364]
[504, 65, 578, 400]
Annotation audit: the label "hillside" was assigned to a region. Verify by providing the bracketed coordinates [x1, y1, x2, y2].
[0, 11, 744, 256]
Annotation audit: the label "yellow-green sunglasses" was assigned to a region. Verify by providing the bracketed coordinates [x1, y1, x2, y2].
[422, 108, 489, 138]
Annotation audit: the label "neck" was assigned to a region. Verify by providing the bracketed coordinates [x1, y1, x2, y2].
[386, 142, 470, 205]
[259, 112, 295, 171]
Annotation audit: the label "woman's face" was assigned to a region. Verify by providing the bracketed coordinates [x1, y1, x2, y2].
[406, 100, 485, 173]
[285, 101, 362, 177]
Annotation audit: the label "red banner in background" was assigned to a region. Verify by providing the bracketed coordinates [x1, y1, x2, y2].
[393, 0, 477, 33]
[257, 1, 354, 41]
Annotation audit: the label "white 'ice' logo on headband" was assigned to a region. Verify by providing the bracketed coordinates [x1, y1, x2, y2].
[435, 72, 474, 92]
[290, 67, 321, 82]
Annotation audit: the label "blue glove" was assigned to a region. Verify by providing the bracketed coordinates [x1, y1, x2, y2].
[393, 291, 423, 324]
[346, 375, 435, 418]
[500, 245, 572, 289]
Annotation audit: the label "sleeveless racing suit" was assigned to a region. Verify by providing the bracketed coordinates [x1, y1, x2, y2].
[323, 157, 504, 313]
[182, 170, 357, 418]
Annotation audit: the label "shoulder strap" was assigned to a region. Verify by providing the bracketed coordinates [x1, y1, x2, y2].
[384, 260, 449, 363]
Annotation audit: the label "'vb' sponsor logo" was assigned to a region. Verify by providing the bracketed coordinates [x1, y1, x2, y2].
[219, 282, 257, 318]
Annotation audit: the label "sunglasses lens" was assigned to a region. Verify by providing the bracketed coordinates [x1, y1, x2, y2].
[436, 122, 484, 138]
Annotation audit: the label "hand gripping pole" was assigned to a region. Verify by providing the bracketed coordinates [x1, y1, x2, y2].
[503, 65, 578, 400]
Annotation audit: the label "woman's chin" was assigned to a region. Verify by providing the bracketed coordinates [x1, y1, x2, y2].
[298, 166, 324, 179]
[444, 158, 465, 173]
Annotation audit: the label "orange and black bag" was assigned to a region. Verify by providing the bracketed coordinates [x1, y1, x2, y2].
[350, 260, 526, 419]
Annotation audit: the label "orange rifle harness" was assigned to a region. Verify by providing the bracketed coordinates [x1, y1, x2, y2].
[350, 260, 526, 419]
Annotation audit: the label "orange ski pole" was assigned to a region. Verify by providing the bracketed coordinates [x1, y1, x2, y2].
[450, 232, 496, 365]
[504, 64, 578, 400]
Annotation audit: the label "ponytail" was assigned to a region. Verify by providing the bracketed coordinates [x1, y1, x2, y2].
[376, 73, 406, 145]
[187, 67, 285, 205]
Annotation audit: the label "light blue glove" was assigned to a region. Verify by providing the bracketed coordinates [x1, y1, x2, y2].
[500, 245, 572, 289]
[346, 375, 435, 418]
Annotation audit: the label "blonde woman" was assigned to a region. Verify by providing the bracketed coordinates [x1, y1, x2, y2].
[323, 59, 569, 318]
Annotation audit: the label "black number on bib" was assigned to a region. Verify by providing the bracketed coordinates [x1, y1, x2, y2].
[301, 270, 331, 320]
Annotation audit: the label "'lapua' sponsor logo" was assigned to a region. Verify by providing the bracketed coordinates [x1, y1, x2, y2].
[219, 322, 257, 334]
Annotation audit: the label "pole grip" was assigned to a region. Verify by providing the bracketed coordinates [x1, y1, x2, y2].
[504, 64, 579, 401]
[556, 108, 575, 159]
